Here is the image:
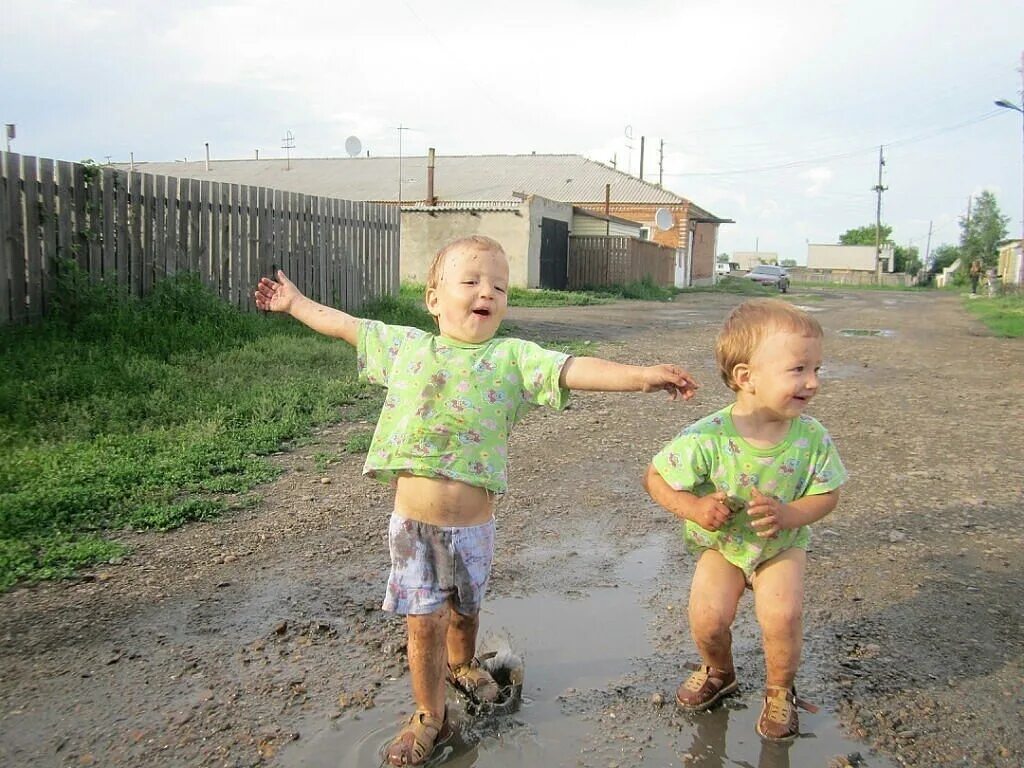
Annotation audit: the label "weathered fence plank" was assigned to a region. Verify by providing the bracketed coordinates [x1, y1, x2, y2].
[1, 153, 399, 323]
[22, 156, 42, 318]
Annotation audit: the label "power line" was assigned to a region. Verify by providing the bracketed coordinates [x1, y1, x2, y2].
[663, 110, 1003, 178]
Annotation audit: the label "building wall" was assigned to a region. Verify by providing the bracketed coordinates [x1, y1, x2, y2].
[571, 213, 642, 238]
[733, 251, 779, 270]
[572, 202, 720, 286]
[807, 244, 894, 272]
[525, 197, 574, 288]
[399, 210, 531, 286]
[997, 240, 1023, 285]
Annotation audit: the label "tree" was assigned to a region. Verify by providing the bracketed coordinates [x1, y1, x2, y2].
[781, 258, 797, 267]
[893, 244, 919, 274]
[839, 224, 893, 247]
[717, 253, 730, 263]
[960, 191, 1008, 269]
[929, 244, 961, 275]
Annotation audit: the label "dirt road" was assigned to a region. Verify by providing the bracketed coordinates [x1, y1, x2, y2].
[1, 289, 1021, 767]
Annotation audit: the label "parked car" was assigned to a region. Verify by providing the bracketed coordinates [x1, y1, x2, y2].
[743, 264, 790, 293]
[715, 261, 732, 276]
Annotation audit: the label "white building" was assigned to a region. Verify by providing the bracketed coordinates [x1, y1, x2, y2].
[807, 244, 894, 272]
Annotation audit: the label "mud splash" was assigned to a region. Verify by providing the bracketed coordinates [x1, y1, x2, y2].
[279, 537, 894, 767]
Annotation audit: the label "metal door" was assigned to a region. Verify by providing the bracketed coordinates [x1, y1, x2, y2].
[539, 218, 568, 290]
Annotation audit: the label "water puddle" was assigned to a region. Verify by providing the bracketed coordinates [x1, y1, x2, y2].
[837, 329, 895, 338]
[819, 362, 869, 380]
[280, 538, 894, 767]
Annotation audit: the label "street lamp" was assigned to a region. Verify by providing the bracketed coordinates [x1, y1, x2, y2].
[995, 97, 1024, 284]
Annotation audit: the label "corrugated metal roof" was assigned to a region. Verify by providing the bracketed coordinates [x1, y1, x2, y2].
[400, 200, 523, 212]
[121, 153, 706, 209]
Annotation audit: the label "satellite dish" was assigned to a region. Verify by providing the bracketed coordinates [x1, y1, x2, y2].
[654, 208, 674, 231]
[344, 136, 363, 157]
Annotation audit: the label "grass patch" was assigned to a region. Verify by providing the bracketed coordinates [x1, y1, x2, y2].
[2, 268, 611, 589]
[683, 277, 778, 295]
[402, 279, 680, 307]
[0, 267, 437, 590]
[963, 293, 1024, 338]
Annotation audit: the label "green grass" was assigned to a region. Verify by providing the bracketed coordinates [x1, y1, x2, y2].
[401, 279, 680, 307]
[683, 277, 778, 295]
[963, 293, 1024, 338]
[1, 269, 615, 590]
[790, 280, 918, 292]
[0, 268, 438, 590]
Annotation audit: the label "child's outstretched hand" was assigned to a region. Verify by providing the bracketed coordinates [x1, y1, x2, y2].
[254, 270, 303, 313]
[639, 364, 699, 400]
[691, 491, 732, 531]
[747, 488, 787, 538]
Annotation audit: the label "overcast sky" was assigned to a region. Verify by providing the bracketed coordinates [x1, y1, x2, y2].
[3, 0, 1023, 263]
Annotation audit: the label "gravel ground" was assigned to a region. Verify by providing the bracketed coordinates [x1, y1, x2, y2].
[0, 288, 1020, 767]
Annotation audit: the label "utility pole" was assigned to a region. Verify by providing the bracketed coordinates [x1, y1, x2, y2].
[925, 220, 933, 270]
[658, 139, 665, 187]
[873, 145, 888, 280]
[397, 124, 410, 205]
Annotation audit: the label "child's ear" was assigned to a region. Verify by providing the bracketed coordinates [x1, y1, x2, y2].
[732, 363, 754, 392]
[425, 286, 440, 317]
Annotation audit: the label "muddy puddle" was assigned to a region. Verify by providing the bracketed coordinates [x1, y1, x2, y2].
[837, 329, 895, 338]
[280, 538, 894, 767]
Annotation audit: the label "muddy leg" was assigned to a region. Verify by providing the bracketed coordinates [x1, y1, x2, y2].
[689, 549, 746, 671]
[751, 548, 806, 688]
[446, 605, 480, 666]
[407, 605, 451, 718]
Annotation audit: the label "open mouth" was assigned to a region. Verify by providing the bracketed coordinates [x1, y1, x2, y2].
[472, 309, 491, 317]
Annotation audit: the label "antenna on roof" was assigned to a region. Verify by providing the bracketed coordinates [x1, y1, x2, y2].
[281, 130, 295, 171]
[624, 125, 634, 175]
[344, 136, 362, 157]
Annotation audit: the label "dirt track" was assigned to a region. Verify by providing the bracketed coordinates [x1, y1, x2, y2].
[1, 289, 1021, 767]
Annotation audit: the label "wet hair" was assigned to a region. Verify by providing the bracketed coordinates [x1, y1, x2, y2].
[425, 235, 507, 293]
[715, 299, 823, 391]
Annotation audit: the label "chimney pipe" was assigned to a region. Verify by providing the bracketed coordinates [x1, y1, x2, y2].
[639, 136, 645, 181]
[205, 142, 210, 171]
[427, 147, 436, 206]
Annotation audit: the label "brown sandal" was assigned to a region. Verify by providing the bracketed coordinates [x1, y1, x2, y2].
[446, 657, 500, 704]
[675, 662, 739, 711]
[755, 685, 819, 742]
[384, 708, 450, 766]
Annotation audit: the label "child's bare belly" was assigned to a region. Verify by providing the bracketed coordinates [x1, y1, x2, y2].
[393, 473, 495, 526]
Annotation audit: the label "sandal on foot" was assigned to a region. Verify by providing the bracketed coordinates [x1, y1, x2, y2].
[675, 662, 738, 711]
[447, 657, 500, 704]
[384, 708, 450, 766]
[755, 685, 819, 742]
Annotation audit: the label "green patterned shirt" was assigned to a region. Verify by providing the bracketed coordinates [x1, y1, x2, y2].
[357, 320, 571, 493]
[652, 404, 847, 576]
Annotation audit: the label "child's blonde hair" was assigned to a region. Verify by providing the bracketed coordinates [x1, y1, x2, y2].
[425, 235, 507, 293]
[716, 299, 823, 391]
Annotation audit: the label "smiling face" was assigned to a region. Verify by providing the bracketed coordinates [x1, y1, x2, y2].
[425, 241, 509, 343]
[740, 329, 823, 419]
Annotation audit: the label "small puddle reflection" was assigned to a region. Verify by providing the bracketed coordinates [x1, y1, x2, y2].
[838, 329, 895, 337]
[281, 538, 893, 767]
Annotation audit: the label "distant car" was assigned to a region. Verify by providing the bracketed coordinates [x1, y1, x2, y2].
[715, 262, 731, 276]
[744, 264, 790, 293]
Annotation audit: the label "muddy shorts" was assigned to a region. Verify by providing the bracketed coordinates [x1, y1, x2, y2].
[382, 512, 496, 616]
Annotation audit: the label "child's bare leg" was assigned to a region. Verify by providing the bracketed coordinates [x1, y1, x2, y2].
[406, 606, 451, 717]
[446, 606, 479, 666]
[689, 549, 746, 671]
[445, 605, 500, 702]
[751, 548, 806, 688]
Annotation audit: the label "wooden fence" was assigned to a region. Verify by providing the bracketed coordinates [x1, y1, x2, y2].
[568, 235, 675, 289]
[0, 152, 399, 324]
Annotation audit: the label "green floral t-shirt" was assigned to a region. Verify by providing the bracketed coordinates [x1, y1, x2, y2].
[651, 404, 847, 576]
[357, 320, 571, 493]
